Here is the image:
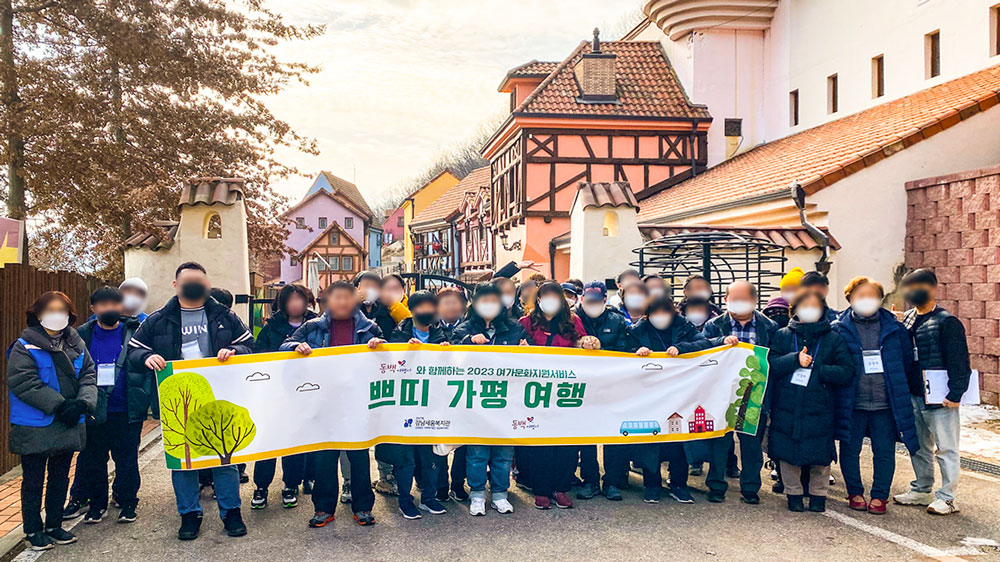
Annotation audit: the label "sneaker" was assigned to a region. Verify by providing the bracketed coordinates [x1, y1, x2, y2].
[769, 467, 779, 481]
[112, 496, 121, 509]
[740, 492, 760, 505]
[848, 494, 867, 511]
[829, 474, 836, 485]
[374, 478, 399, 496]
[436, 487, 450, 503]
[63, 497, 89, 520]
[787, 495, 805, 512]
[43, 527, 77, 545]
[726, 466, 741, 479]
[117, 503, 137, 523]
[689, 463, 704, 476]
[302, 480, 314, 495]
[250, 488, 268, 510]
[893, 490, 934, 506]
[867, 498, 887, 515]
[353, 511, 376, 526]
[399, 502, 422, 520]
[469, 497, 486, 516]
[419, 498, 447, 515]
[772, 480, 784, 494]
[534, 495, 551, 510]
[552, 492, 574, 509]
[222, 508, 247, 537]
[239, 470, 250, 484]
[308, 511, 335, 528]
[25, 532, 54, 551]
[643, 488, 660, 504]
[178, 512, 203, 540]
[576, 482, 599, 500]
[450, 487, 470, 502]
[669, 486, 695, 504]
[707, 492, 725, 503]
[926, 498, 959, 515]
[603, 485, 623, 501]
[808, 496, 826, 513]
[83, 507, 106, 524]
[281, 487, 298, 508]
[492, 498, 514, 514]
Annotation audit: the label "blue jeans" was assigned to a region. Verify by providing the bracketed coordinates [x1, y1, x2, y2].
[840, 408, 897, 500]
[909, 396, 960, 501]
[172, 466, 240, 518]
[375, 444, 441, 506]
[465, 445, 513, 501]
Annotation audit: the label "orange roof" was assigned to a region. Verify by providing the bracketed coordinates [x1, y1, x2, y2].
[411, 167, 490, 227]
[514, 40, 710, 120]
[638, 64, 1000, 222]
[575, 181, 639, 211]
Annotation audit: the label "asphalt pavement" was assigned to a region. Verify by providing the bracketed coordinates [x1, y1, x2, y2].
[14, 442, 1000, 562]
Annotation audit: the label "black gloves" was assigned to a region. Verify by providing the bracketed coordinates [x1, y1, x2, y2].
[55, 399, 87, 426]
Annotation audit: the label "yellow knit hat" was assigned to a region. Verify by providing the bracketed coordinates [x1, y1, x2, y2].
[780, 267, 805, 290]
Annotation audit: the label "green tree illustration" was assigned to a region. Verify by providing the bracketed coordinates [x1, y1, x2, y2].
[725, 352, 768, 433]
[184, 400, 257, 465]
[158, 371, 215, 468]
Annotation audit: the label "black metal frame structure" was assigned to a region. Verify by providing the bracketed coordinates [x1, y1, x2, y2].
[632, 231, 787, 307]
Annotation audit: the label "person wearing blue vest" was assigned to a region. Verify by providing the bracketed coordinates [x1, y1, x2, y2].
[7, 291, 97, 551]
[126, 262, 254, 540]
[71, 287, 146, 526]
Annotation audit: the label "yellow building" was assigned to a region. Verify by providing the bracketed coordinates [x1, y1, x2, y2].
[400, 170, 460, 271]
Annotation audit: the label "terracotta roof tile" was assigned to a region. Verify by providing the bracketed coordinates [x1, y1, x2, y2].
[507, 60, 559, 78]
[638, 224, 842, 251]
[411, 167, 491, 226]
[637, 64, 1000, 222]
[178, 178, 244, 208]
[575, 181, 639, 211]
[515, 41, 710, 120]
[123, 220, 179, 251]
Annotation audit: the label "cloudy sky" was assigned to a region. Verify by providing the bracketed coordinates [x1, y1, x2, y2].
[264, 0, 644, 208]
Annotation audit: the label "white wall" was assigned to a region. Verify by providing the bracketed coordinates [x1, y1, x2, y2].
[569, 206, 644, 283]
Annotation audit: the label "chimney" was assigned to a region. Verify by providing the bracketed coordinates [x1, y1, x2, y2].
[574, 28, 617, 103]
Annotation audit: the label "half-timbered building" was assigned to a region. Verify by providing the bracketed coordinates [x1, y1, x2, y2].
[453, 167, 493, 281]
[296, 221, 367, 289]
[482, 31, 712, 280]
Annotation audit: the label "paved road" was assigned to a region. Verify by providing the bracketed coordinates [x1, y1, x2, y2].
[18, 442, 1000, 562]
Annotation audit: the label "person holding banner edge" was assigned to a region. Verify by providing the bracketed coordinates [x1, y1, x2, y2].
[126, 262, 254, 540]
[280, 280, 385, 528]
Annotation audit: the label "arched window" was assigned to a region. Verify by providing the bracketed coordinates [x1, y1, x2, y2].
[602, 211, 618, 237]
[204, 212, 222, 239]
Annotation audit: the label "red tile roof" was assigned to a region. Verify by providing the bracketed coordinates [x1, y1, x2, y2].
[575, 181, 639, 211]
[178, 178, 244, 208]
[506, 60, 559, 79]
[514, 41, 710, 120]
[123, 220, 179, 251]
[637, 64, 1000, 222]
[411, 167, 490, 227]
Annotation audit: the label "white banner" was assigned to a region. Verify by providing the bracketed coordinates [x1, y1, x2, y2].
[156, 343, 770, 470]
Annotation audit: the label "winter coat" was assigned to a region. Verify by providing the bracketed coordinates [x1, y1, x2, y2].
[254, 309, 318, 353]
[576, 306, 630, 352]
[831, 308, 919, 453]
[360, 302, 396, 341]
[451, 314, 527, 346]
[519, 315, 586, 348]
[768, 319, 855, 466]
[279, 308, 382, 350]
[626, 316, 713, 354]
[7, 326, 97, 456]
[702, 311, 779, 348]
[389, 318, 450, 344]
[77, 316, 149, 424]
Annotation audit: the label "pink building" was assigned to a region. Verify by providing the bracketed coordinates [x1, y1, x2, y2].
[382, 206, 405, 244]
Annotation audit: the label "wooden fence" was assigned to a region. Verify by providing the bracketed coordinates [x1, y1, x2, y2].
[0, 264, 113, 474]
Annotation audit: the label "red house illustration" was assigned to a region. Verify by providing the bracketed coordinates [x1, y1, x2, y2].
[687, 405, 715, 433]
[667, 412, 683, 434]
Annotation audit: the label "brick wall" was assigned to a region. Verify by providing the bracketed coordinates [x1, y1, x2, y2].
[905, 164, 1000, 406]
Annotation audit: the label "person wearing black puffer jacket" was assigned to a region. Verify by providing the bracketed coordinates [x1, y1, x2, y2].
[768, 290, 855, 513]
[250, 283, 318, 512]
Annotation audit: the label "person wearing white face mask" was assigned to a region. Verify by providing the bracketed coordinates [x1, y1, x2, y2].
[561, 282, 581, 310]
[701, 280, 779, 504]
[643, 274, 670, 300]
[452, 283, 528, 516]
[618, 283, 650, 326]
[831, 277, 919, 515]
[118, 278, 149, 322]
[768, 290, 855, 513]
[8, 291, 97, 551]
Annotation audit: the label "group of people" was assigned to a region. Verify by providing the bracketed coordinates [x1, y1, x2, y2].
[6, 258, 970, 551]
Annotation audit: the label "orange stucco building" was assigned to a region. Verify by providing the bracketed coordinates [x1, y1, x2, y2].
[482, 31, 712, 280]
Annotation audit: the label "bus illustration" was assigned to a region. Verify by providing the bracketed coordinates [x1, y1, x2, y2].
[619, 420, 661, 436]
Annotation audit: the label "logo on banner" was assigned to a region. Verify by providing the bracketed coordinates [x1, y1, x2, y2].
[380, 360, 412, 375]
[512, 416, 539, 430]
[403, 416, 451, 430]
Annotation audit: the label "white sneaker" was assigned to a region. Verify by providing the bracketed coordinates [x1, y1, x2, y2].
[469, 497, 486, 516]
[926, 498, 959, 515]
[893, 490, 934, 506]
[491, 498, 514, 514]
